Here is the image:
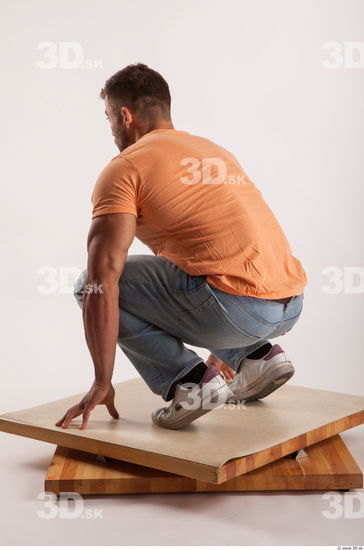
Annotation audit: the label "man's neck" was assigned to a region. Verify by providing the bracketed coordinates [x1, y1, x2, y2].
[135, 119, 174, 141]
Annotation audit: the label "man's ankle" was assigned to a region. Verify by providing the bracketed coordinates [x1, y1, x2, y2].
[166, 362, 208, 401]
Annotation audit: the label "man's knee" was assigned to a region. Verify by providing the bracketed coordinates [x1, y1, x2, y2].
[73, 268, 88, 309]
[117, 308, 147, 347]
[121, 254, 160, 281]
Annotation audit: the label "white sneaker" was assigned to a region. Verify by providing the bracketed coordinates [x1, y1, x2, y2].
[226, 344, 295, 403]
[152, 366, 233, 430]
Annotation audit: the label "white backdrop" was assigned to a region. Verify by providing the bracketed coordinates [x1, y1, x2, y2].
[0, 0, 363, 545]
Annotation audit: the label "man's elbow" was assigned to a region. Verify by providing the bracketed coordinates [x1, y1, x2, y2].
[86, 253, 128, 288]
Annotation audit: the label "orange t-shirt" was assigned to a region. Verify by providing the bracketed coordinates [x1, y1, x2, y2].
[91, 128, 307, 299]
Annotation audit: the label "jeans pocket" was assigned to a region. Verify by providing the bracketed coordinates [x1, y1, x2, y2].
[175, 293, 265, 348]
[268, 302, 304, 337]
[172, 273, 207, 294]
[207, 297, 265, 340]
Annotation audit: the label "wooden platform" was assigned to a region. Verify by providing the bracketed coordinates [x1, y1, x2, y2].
[45, 435, 363, 494]
[1, 379, 364, 484]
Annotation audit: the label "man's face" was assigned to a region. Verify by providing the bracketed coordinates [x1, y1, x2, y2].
[104, 96, 134, 152]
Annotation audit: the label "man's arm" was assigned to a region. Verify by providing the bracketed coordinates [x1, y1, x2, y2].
[83, 212, 136, 387]
[56, 212, 136, 429]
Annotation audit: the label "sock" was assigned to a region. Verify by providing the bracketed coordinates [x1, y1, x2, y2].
[246, 342, 272, 360]
[166, 362, 207, 401]
[179, 362, 207, 385]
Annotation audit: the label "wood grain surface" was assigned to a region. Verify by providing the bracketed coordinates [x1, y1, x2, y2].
[1, 379, 363, 483]
[44, 435, 363, 494]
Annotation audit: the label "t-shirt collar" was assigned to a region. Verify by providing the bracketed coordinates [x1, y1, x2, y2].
[145, 128, 190, 136]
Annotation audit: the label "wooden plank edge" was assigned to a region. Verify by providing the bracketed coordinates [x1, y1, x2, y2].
[216, 409, 364, 483]
[44, 472, 364, 495]
[44, 434, 363, 495]
[2, 408, 364, 486]
[0, 418, 218, 483]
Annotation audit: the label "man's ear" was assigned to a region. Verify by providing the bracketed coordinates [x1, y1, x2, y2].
[120, 106, 133, 128]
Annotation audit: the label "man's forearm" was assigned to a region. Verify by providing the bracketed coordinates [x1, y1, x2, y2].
[82, 274, 122, 388]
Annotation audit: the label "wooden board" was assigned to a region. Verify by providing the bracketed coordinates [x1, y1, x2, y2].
[1, 379, 364, 484]
[45, 435, 363, 494]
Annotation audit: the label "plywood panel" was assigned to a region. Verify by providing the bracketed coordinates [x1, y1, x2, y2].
[45, 435, 363, 494]
[1, 379, 364, 483]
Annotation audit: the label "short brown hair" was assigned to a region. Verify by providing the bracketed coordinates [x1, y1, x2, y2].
[100, 63, 171, 120]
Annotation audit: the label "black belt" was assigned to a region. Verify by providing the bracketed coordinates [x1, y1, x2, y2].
[272, 296, 295, 304]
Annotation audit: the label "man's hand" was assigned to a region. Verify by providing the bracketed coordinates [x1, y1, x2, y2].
[206, 353, 236, 381]
[55, 381, 120, 430]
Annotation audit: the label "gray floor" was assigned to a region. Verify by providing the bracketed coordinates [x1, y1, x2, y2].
[0, 425, 363, 546]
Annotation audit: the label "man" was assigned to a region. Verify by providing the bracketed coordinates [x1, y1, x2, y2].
[56, 63, 307, 431]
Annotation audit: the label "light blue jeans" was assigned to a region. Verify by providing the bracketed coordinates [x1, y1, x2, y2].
[74, 254, 304, 402]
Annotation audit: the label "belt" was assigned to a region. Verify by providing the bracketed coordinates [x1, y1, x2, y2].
[272, 296, 295, 304]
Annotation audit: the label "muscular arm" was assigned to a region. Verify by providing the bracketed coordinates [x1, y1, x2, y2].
[82, 212, 136, 388]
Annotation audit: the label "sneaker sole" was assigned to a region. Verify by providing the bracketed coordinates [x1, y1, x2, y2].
[152, 383, 232, 430]
[227, 362, 295, 403]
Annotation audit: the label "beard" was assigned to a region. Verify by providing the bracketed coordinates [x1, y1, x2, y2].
[114, 122, 133, 152]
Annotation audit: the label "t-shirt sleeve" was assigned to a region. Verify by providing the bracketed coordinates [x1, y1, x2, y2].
[91, 156, 140, 219]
